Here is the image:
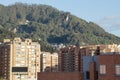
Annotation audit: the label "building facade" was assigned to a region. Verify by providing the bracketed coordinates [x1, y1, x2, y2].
[98, 54, 120, 80]
[0, 38, 41, 80]
[58, 46, 82, 72]
[81, 44, 120, 53]
[40, 52, 58, 72]
[82, 56, 98, 80]
[0, 44, 11, 80]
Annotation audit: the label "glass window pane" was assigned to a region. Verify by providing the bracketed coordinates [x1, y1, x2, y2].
[100, 65, 106, 74]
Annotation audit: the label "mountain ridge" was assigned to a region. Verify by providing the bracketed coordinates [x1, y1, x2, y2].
[0, 3, 120, 47]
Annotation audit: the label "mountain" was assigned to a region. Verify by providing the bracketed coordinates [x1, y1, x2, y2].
[0, 3, 120, 47]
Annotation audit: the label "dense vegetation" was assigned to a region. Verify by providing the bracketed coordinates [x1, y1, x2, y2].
[0, 3, 120, 51]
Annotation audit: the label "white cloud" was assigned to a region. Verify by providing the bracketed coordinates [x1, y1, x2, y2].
[95, 15, 120, 37]
[103, 16, 120, 20]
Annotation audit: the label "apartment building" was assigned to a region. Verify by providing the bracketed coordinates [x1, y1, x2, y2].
[80, 46, 100, 56]
[38, 46, 84, 80]
[0, 38, 41, 80]
[0, 44, 11, 80]
[37, 45, 120, 80]
[81, 44, 120, 53]
[40, 52, 58, 72]
[98, 54, 120, 80]
[82, 52, 120, 80]
[58, 46, 82, 72]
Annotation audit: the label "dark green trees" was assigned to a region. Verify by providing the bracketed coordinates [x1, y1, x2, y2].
[0, 3, 120, 47]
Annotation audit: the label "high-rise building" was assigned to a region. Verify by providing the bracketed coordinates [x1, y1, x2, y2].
[0, 43, 11, 80]
[0, 38, 41, 80]
[58, 46, 82, 72]
[40, 52, 58, 72]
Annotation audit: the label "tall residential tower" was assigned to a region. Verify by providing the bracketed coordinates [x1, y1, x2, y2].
[0, 38, 41, 80]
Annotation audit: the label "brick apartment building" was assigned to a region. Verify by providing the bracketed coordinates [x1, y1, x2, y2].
[0, 44, 11, 80]
[82, 52, 120, 80]
[37, 45, 100, 80]
[38, 46, 84, 80]
[98, 54, 120, 80]
[37, 44, 120, 80]
[0, 38, 41, 80]
[58, 46, 82, 72]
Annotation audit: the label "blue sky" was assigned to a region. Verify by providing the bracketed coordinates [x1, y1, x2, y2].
[0, 0, 120, 37]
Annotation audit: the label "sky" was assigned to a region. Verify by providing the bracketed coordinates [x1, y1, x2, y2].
[0, 0, 120, 37]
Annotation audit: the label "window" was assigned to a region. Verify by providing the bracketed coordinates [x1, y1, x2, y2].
[21, 46, 25, 48]
[100, 65, 106, 75]
[16, 52, 20, 54]
[115, 65, 120, 75]
[86, 71, 90, 79]
[96, 71, 98, 79]
[20, 51, 24, 54]
[27, 46, 31, 48]
[32, 46, 35, 48]
[21, 49, 25, 51]
[43, 59, 46, 63]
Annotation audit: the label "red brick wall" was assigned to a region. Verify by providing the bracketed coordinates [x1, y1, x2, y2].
[80, 48, 90, 56]
[58, 46, 82, 72]
[90, 62, 96, 80]
[37, 72, 83, 80]
[0, 45, 10, 80]
[98, 54, 120, 80]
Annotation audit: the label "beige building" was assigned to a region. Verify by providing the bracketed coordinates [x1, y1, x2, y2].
[80, 44, 120, 53]
[40, 52, 58, 72]
[0, 38, 41, 80]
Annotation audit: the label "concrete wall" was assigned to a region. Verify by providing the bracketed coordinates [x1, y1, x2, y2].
[83, 56, 98, 80]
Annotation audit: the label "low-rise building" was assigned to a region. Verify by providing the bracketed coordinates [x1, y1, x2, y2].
[98, 53, 120, 80]
[81, 44, 120, 53]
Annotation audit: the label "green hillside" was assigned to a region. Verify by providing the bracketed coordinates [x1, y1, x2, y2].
[0, 3, 120, 47]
